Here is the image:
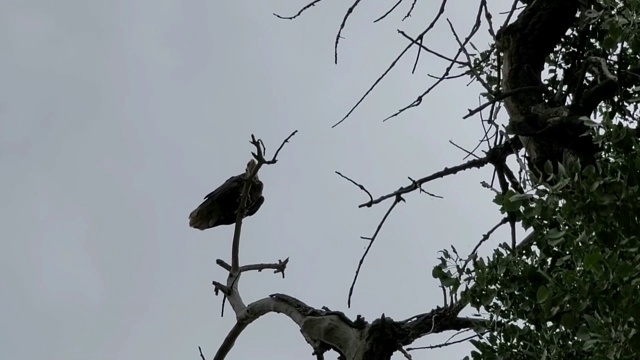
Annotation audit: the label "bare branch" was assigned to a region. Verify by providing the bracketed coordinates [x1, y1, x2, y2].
[212, 281, 231, 296]
[358, 136, 522, 208]
[407, 332, 483, 350]
[216, 258, 289, 278]
[358, 157, 489, 208]
[501, 0, 521, 30]
[397, 30, 467, 65]
[383, 2, 483, 122]
[462, 86, 546, 120]
[332, 0, 449, 128]
[334, 0, 363, 64]
[460, 217, 509, 275]
[374, 0, 404, 23]
[447, 18, 492, 93]
[403, 0, 418, 20]
[407, 177, 443, 198]
[273, 0, 325, 20]
[214, 131, 297, 317]
[449, 140, 481, 159]
[335, 171, 373, 203]
[213, 294, 368, 360]
[398, 305, 488, 345]
[348, 195, 404, 308]
[230, 131, 297, 274]
[482, 2, 496, 39]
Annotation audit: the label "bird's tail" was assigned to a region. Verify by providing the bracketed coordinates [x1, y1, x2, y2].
[188, 208, 215, 230]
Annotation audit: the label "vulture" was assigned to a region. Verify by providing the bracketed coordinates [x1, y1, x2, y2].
[188, 160, 264, 230]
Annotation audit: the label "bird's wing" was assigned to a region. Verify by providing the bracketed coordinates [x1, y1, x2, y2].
[203, 175, 242, 200]
[246, 196, 265, 216]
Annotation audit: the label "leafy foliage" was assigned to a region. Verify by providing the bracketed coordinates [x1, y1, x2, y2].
[461, 120, 640, 359]
[431, 2, 640, 358]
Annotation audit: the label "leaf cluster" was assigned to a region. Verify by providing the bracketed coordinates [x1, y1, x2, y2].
[463, 120, 640, 359]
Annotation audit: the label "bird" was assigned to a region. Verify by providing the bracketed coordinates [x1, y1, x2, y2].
[188, 159, 264, 230]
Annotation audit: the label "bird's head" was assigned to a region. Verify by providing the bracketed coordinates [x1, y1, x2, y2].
[246, 159, 259, 180]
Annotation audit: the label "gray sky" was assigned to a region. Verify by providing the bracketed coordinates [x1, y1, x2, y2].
[1, 1, 515, 359]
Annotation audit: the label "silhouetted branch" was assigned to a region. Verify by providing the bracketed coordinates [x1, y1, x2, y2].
[463, 86, 546, 119]
[403, 0, 418, 20]
[332, 0, 449, 128]
[358, 157, 489, 208]
[358, 136, 522, 208]
[397, 30, 466, 65]
[382, 2, 483, 122]
[459, 217, 509, 276]
[216, 258, 289, 278]
[335, 171, 373, 203]
[374, 0, 404, 23]
[212, 131, 298, 318]
[447, 18, 492, 93]
[407, 332, 483, 351]
[335, 0, 363, 64]
[273, 0, 325, 20]
[348, 195, 404, 308]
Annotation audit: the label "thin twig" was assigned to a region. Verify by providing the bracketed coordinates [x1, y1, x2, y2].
[501, 0, 521, 30]
[374, 0, 404, 23]
[383, 2, 483, 122]
[403, 0, 419, 20]
[335, 0, 362, 64]
[459, 217, 509, 275]
[332, 0, 449, 128]
[397, 30, 467, 65]
[449, 140, 481, 159]
[407, 332, 483, 350]
[348, 195, 404, 308]
[273, 0, 325, 20]
[335, 171, 373, 203]
[359, 156, 490, 208]
[447, 18, 492, 93]
[462, 86, 546, 119]
[216, 258, 289, 278]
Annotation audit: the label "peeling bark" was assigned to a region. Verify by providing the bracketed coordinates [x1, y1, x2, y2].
[213, 292, 484, 360]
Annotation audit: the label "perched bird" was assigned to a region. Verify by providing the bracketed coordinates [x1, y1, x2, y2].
[188, 160, 264, 230]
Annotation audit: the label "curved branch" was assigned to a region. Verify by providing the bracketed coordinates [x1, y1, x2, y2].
[213, 295, 368, 360]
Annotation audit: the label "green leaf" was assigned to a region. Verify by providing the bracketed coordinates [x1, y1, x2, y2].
[580, 117, 599, 128]
[481, 291, 495, 306]
[547, 228, 566, 239]
[557, 162, 567, 177]
[576, 327, 590, 340]
[630, 302, 640, 323]
[583, 165, 596, 177]
[630, 332, 640, 352]
[583, 252, 601, 269]
[561, 313, 577, 329]
[441, 276, 458, 287]
[544, 161, 554, 176]
[548, 237, 565, 246]
[537, 286, 551, 303]
[432, 266, 446, 279]
[583, 339, 599, 350]
[583, 314, 599, 328]
[509, 193, 534, 202]
[603, 36, 617, 50]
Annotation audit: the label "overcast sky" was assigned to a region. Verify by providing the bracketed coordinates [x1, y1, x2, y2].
[1, 1, 516, 359]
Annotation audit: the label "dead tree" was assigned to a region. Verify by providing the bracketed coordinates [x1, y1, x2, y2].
[197, 0, 640, 359]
